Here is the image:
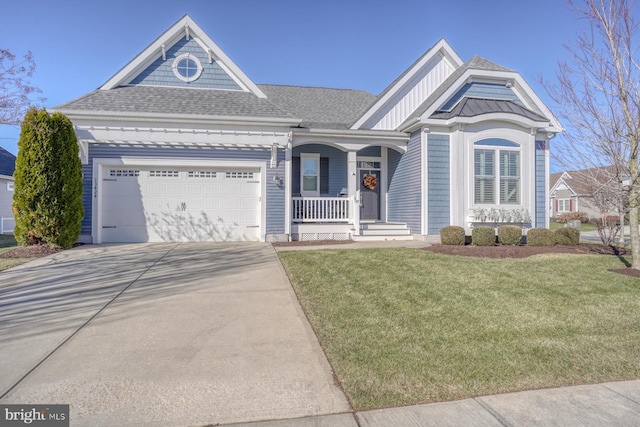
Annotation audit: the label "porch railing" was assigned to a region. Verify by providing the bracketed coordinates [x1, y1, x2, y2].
[292, 197, 350, 222]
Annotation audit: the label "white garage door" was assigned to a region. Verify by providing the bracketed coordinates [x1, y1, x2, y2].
[101, 167, 261, 242]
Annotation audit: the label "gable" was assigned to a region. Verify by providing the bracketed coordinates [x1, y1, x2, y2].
[100, 15, 266, 98]
[352, 39, 463, 131]
[128, 36, 242, 90]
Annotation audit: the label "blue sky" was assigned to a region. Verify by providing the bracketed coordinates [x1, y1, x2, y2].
[1, 0, 581, 157]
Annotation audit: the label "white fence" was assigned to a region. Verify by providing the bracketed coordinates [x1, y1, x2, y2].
[1, 217, 15, 234]
[292, 197, 350, 222]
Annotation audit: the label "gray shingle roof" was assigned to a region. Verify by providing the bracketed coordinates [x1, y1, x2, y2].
[0, 147, 16, 177]
[430, 98, 548, 122]
[53, 85, 296, 119]
[258, 85, 377, 129]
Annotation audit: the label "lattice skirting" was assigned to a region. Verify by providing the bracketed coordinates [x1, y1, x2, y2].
[296, 232, 351, 241]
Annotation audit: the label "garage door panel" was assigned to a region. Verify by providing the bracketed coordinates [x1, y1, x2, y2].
[101, 166, 261, 243]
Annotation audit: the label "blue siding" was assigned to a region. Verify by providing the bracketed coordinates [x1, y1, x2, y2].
[440, 82, 523, 110]
[427, 134, 450, 234]
[535, 141, 547, 227]
[129, 37, 242, 90]
[357, 146, 381, 157]
[84, 144, 284, 239]
[388, 132, 422, 234]
[293, 144, 347, 196]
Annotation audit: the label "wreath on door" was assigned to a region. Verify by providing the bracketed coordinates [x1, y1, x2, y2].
[363, 174, 378, 190]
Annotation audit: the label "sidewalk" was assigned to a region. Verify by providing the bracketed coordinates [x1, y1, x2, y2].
[222, 379, 640, 426]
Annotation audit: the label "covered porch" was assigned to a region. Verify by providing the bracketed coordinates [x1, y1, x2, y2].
[287, 139, 411, 241]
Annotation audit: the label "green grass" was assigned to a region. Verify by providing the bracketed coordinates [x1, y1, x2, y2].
[0, 234, 32, 271]
[279, 248, 640, 410]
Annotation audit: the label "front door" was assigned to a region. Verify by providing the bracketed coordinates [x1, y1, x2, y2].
[360, 170, 380, 220]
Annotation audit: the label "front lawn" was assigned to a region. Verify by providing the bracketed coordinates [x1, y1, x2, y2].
[279, 248, 640, 410]
[0, 235, 33, 271]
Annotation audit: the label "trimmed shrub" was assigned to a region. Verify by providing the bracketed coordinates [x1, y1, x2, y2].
[526, 228, 556, 246]
[554, 227, 580, 245]
[472, 226, 496, 246]
[440, 226, 466, 245]
[498, 225, 523, 245]
[13, 108, 84, 248]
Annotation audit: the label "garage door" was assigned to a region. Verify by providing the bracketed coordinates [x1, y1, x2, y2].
[101, 167, 261, 242]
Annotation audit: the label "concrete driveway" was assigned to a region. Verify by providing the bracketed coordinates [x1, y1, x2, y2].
[0, 243, 349, 426]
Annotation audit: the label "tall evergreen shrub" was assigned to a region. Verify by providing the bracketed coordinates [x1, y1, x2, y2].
[13, 108, 84, 248]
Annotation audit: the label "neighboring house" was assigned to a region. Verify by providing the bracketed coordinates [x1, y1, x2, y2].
[549, 167, 621, 219]
[0, 146, 16, 234]
[52, 15, 562, 244]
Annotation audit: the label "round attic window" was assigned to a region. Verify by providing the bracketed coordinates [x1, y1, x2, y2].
[172, 53, 202, 82]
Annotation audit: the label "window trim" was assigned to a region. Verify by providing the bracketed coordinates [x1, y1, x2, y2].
[557, 198, 571, 213]
[473, 139, 521, 206]
[300, 153, 320, 196]
[172, 53, 203, 83]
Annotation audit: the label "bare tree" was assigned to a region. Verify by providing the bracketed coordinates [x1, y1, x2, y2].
[0, 49, 44, 125]
[543, 0, 640, 267]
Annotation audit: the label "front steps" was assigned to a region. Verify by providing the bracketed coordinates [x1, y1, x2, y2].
[352, 222, 414, 241]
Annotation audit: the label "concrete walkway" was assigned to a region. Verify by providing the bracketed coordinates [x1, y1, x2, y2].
[2, 241, 640, 426]
[0, 243, 348, 426]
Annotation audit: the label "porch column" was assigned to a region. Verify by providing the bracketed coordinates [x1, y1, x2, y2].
[347, 150, 360, 235]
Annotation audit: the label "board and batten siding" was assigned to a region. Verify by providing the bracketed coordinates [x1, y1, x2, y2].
[83, 144, 285, 240]
[388, 131, 422, 234]
[535, 140, 547, 227]
[129, 37, 242, 90]
[368, 55, 454, 130]
[427, 134, 450, 234]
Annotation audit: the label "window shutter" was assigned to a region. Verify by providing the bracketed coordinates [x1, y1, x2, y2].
[569, 199, 573, 211]
[320, 157, 329, 194]
[292, 157, 300, 195]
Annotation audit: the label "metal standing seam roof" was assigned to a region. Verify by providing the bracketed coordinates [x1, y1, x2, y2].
[397, 56, 548, 128]
[429, 97, 548, 122]
[0, 147, 16, 176]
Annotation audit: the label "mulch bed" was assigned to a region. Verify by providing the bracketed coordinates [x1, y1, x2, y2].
[424, 243, 640, 278]
[0, 244, 66, 259]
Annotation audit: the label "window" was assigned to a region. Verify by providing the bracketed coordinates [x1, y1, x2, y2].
[172, 54, 203, 82]
[7, 182, 14, 191]
[557, 199, 571, 212]
[188, 171, 216, 178]
[110, 169, 140, 177]
[500, 150, 520, 204]
[474, 139, 520, 205]
[474, 149, 495, 203]
[226, 171, 254, 179]
[301, 153, 320, 196]
[149, 170, 179, 178]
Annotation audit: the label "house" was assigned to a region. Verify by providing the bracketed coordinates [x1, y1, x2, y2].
[52, 15, 562, 244]
[550, 167, 622, 220]
[0, 146, 16, 234]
